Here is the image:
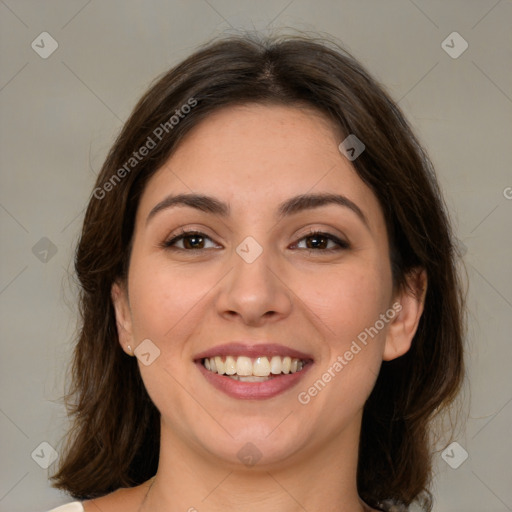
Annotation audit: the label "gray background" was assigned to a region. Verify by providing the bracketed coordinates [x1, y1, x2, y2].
[0, 1, 511, 511]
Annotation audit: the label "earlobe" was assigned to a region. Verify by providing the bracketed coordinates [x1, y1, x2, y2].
[383, 268, 427, 361]
[111, 281, 134, 355]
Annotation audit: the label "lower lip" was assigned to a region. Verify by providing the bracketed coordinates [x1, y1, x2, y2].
[195, 360, 313, 400]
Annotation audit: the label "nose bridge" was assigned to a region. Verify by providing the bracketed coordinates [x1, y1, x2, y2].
[216, 233, 292, 324]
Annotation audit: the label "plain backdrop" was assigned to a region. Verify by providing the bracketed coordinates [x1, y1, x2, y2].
[0, 1, 511, 511]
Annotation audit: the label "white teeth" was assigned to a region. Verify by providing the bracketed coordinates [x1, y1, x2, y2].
[270, 356, 282, 375]
[228, 375, 273, 382]
[202, 355, 307, 377]
[225, 356, 236, 375]
[213, 356, 222, 373]
[253, 357, 271, 376]
[282, 356, 291, 374]
[236, 356, 253, 376]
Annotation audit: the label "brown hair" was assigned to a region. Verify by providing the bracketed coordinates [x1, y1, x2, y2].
[51, 32, 466, 511]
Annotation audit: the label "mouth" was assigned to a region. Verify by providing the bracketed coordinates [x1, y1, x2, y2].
[193, 343, 314, 400]
[200, 355, 310, 382]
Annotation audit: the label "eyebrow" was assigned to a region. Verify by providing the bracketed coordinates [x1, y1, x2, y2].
[146, 192, 369, 230]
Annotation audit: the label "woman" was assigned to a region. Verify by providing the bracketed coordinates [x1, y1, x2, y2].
[48, 32, 465, 512]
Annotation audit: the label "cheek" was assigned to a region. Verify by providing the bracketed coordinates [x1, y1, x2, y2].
[301, 258, 392, 339]
[127, 257, 211, 342]
[126, 259, 212, 429]
[297, 258, 391, 403]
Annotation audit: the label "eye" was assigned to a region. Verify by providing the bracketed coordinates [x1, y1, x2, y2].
[161, 229, 350, 253]
[293, 230, 350, 252]
[162, 229, 219, 250]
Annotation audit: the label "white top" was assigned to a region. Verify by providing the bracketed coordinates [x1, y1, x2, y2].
[47, 502, 84, 512]
[45, 499, 388, 511]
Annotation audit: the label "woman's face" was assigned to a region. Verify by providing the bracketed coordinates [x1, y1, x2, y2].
[113, 103, 413, 469]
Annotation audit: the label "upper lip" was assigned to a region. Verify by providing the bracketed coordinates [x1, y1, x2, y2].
[194, 342, 314, 362]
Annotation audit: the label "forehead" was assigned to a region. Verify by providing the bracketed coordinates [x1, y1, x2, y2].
[136, 103, 385, 234]
[171, 102, 343, 168]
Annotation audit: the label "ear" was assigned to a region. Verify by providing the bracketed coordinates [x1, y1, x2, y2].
[383, 267, 427, 361]
[111, 280, 134, 355]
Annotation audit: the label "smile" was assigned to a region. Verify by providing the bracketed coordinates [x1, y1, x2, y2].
[194, 342, 314, 399]
[202, 355, 307, 382]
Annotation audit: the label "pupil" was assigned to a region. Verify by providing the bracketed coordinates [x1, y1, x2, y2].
[185, 235, 203, 249]
[307, 235, 326, 249]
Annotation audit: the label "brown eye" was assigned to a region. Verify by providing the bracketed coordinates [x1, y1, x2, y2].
[163, 231, 217, 250]
[295, 231, 349, 252]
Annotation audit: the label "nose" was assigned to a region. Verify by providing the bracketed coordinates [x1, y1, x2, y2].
[215, 243, 293, 327]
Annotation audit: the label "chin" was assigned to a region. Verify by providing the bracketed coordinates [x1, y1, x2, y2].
[195, 419, 309, 468]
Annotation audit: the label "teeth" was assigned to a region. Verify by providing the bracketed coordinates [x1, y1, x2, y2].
[236, 356, 252, 376]
[225, 356, 236, 375]
[213, 356, 222, 373]
[228, 375, 273, 382]
[270, 356, 282, 375]
[202, 355, 307, 377]
[253, 356, 271, 376]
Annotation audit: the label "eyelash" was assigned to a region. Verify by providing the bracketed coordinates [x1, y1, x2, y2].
[161, 228, 350, 254]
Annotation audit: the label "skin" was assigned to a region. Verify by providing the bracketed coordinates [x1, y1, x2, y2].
[87, 104, 427, 512]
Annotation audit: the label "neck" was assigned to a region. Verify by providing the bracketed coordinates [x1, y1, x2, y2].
[141, 415, 369, 512]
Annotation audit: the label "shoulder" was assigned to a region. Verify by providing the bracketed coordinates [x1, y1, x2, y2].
[47, 503, 84, 512]
[48, 478, 153, 512]
[82, 481, 153, 512]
